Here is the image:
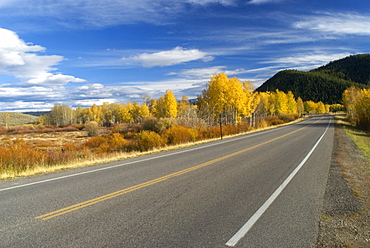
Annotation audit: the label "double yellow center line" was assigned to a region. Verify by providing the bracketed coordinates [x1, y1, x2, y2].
[36, 125, 308, 220]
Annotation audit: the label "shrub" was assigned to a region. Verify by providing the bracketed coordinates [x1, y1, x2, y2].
[85, 121, 100, 136]
[278, 113, 298, 123]
[134, 131, 165, 152]
[141, 117, 160, 132]
[112, 123, 128, 134]
[264, 116, 285, 126]
[222, 124, 239, 136]
[107, 133, 126, 150]
[156, 118, 177, 133]
[0, 140, 45, 174]
[83, 136, 108, 149]
[256, 120, 268, 129]
[207, 126, 221, 139]
[164, 126, 198, 145]
[238, 120, 251, 133]
[124, 131, 136, 140]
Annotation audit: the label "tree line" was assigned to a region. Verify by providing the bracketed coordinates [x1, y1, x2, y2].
[42, 73, 339, 129]
[343, 86, 370, 130]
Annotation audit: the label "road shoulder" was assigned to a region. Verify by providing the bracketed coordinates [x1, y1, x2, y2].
[317, 123, 370, 247]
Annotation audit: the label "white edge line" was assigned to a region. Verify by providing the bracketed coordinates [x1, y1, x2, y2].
[0, 120, 301, 193]
[225, 117, 331, 247]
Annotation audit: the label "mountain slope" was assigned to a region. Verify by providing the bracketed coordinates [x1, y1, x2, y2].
[313, 54, 370, 85]
[256, 54, 370, 104]
[0, 112, 39, 126]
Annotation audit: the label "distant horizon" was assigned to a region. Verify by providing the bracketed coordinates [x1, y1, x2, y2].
[1, 0, 369, 112]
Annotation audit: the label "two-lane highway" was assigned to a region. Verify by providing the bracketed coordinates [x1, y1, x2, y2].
[0, 115, 333, 247]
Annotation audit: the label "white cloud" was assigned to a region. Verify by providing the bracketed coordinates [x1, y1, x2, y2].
[294, 12, 370, 36]
[168, 66, 248, 79]
[0, 28, 44, 67]
[0, 28, 86, 86]
[0, 0, 239, 28]
[131, 47, 214, 67]
[248, 0, 284, 4]
[266, 53, 352, 68]
[0, 100, 54, 112]
[186, 0, 236, 6]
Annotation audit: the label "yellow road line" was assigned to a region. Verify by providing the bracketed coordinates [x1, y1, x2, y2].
[36, 125, 308, 220]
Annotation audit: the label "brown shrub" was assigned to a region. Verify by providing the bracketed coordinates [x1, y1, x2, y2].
[112, 123, 129, 134]
[207, 126, 221, 139]
[141, 117, 160, 132]
[278, 113, 298, 123]
[107, 133, 126, 150]
[264, 116, 285, 126]
[83, 136, 108, 149]
[134, 131, 165, 152]
[164, 126, 198, 145]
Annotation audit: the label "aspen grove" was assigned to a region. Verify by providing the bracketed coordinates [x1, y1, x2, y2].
[1, 73, 344, 178]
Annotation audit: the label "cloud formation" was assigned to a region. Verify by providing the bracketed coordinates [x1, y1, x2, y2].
[248, 0, 283, 4]
[131, 47, 214, 67]
[294, 12, 370, 35]
[168, 66, 247, 79]
[0, 28, 85, 86]
[0, 0, 238, 29]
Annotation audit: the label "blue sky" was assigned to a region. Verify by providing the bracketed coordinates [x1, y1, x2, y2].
[0, 0, 369, 112]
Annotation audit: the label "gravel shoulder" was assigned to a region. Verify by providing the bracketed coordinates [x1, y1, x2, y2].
[317, 122, 370, 247]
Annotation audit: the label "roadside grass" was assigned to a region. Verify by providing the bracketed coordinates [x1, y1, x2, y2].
[335, 114, 370, 166]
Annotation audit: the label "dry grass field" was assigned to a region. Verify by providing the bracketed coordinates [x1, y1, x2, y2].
[1, 130, 90, 148]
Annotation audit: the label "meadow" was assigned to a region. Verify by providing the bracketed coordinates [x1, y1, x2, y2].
[0, 115, 296, 180]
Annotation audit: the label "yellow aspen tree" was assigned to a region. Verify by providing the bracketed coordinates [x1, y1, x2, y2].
[255, 92, 269, 117]
[140, 103, 150, 119]
[275, 90, 288, 114]
[159, 89, 178, 118]
[343, 86, 361, 120]
[121, 103, 133, 123]
[130, 102, 142, 123]
[304, 101, 316, 114]
[267, 91, 276, 116]
[207, 73, 229, 115]
[149, 99, 159, 118]
[354, 89, 370, 129]
[286, 91, 298, 114]
[91, 104, 101, 123]
[316, 101, 326, 114]
[297, 97, 304, 116]
[177, 96, 190, 118]
[227, 76, 247, 123]
[112, 103, 123, 123]
[82, 107, 91, 123]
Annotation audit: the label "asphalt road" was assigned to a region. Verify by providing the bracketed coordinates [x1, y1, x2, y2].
[0, 115, 334, 247]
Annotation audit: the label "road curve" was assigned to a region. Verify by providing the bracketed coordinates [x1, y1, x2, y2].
[0, 115, 334, 247]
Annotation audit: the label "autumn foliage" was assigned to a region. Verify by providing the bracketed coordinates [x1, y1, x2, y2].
[1, 72, 352, 179]
[343, 86, 370, 130]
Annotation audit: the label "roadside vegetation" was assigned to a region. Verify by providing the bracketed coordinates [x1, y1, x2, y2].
[1, 73, 364, 180]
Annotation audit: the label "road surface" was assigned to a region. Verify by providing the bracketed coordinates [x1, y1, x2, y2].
[0, 115, 333, 247]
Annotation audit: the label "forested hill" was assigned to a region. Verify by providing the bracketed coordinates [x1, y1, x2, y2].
[256, 54, 370, 104]
[312, 54, 370, 85]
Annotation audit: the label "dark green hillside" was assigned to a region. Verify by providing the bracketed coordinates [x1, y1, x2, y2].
[0, 112, 39, 126]
[312, 54, 370, 85]
[256, 54, 370, 104]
